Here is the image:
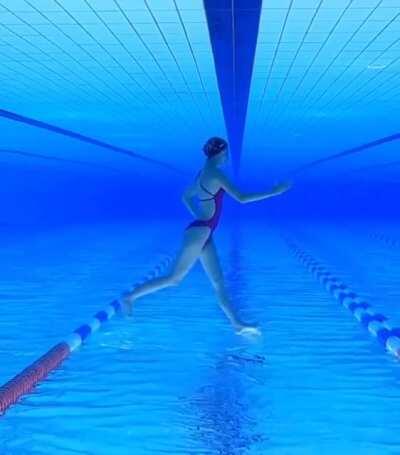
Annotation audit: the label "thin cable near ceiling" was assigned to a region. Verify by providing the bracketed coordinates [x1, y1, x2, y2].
[0, 108, 188, 176]
[291, 131, 400, 178]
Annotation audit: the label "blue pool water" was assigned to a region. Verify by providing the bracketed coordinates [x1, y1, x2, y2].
[1, 221, 400, 454]
[1, 0, 400, 453]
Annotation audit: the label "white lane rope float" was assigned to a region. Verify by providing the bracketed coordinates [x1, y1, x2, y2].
[369, 232, 400, 249]
[0, 255, 173, 415]
[285, 238, 400, 360]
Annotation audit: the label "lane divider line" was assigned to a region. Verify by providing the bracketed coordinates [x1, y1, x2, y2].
[285, 238, 400, 360]
[0, 255, 173, 415]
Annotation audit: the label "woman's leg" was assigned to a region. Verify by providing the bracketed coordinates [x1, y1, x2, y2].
[122, 226, 210, 314]
[200, 238, 261, 335]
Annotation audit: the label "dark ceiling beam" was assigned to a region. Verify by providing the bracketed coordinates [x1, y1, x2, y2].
[204, 0, 262, 175]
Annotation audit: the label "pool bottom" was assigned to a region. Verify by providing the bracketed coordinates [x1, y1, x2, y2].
[0, 220, 400, 454]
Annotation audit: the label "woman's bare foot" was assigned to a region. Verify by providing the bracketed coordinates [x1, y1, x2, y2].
[120, 292, 134, 316]
[235, 323, 262, 337]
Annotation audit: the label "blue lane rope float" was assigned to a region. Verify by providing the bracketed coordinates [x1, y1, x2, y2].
[285, 238, 400, 360]
[369, 232, 400, 249]
[0, 255, 173, 415]
[65, 254, 173, 352]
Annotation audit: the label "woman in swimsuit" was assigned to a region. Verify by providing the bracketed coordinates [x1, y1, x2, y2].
[122, 137, 292, 335]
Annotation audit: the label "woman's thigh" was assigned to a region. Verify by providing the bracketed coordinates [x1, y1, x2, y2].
[170, 226, 211, 279]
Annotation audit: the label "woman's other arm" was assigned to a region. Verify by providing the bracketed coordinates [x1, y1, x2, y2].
[181, 183, 199, 216]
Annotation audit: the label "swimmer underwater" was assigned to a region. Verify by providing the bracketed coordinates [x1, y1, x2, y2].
[122, 137, 292, 335]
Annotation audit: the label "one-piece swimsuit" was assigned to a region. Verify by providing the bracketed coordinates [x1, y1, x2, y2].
[185, 173, 225, 247]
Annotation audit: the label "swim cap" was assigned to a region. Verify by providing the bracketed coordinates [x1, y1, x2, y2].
[203, 137, 228, 158]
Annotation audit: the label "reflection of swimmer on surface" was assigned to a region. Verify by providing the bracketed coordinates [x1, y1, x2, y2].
[122, 137, 292, 335]
[181, 348, 268, 453]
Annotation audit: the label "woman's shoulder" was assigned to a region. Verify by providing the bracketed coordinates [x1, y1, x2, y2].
[208, 168, 228, 183]
[197, 169, 219, 188]
[200, 166, 224, 179]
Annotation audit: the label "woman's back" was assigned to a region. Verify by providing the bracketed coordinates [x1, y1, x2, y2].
[195, 166, 223, 220]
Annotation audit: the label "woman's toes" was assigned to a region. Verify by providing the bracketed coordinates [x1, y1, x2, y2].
[236, 325, 262, 337]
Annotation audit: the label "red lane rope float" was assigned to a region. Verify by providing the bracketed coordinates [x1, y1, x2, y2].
[0, 255, 172, 416]
[0, 343, 70, 414]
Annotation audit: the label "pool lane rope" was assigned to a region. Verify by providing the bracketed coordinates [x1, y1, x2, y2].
[369, 232, 400, 249]
[285, 238, 400, 360]
[0, 255, 173, 415]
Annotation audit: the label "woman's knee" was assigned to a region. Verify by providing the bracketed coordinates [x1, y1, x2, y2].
[166, 272, 183, 286]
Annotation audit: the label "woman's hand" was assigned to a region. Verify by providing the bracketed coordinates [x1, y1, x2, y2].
[270, 181, 292, 196]
[215, 170, 293, 203]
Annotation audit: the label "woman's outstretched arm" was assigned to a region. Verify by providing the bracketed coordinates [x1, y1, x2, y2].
[216, 171, 292, 203]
